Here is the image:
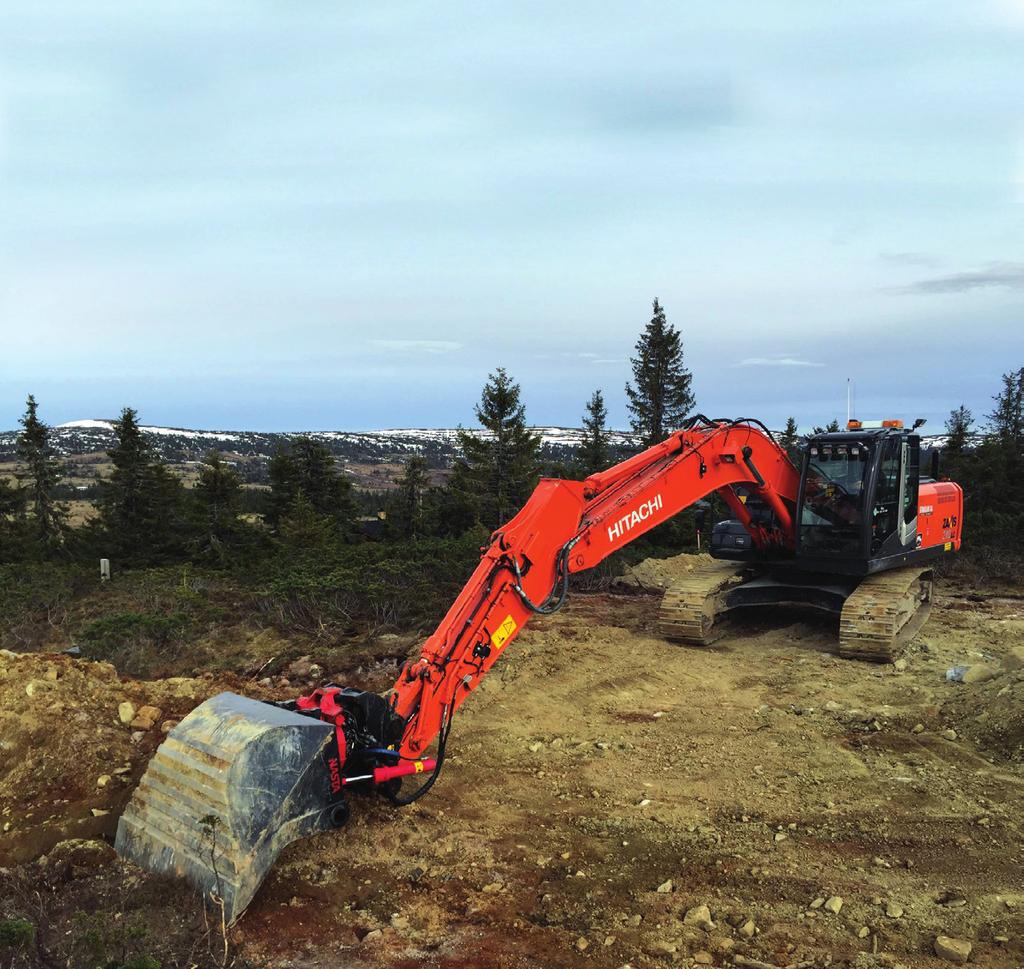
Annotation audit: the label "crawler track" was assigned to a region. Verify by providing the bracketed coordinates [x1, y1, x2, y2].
[657, 562, 752, 646]
[838, 566, 934, 662]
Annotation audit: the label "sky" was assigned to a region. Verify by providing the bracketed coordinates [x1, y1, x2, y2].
[1, 2, 1022, 432]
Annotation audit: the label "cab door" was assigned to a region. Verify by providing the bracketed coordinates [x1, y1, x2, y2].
[898, 435, 920, 548]
[871, 437, 901, 552]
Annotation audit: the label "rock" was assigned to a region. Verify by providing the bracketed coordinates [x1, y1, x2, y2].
[362, 929, 383, 943]
[96, 775, 111, 788]
[738, 920, 756, 939]
[885, 901, 904, 918]
[858, 926, 871, 938]
[893, 658, 908, 672]
[46, 838, 116, 869]
[1003, 646, 1024, 671]
[90, 808, 109, 817]
[824, 700, 842, 712]
[961, 664, 998, 684]
[130, 705, 162, 730]
[0, 648, 18, 660]
[942, 728, 958, 741]
[693, 952, 713, 965]
[825, 896, 843, 914]
[656, 879, 674, 893]
[575, 937, 589, 952]
[160, 720, 179, 733]
[307, 663, 324, 680]
[774, 832, 787, 843]
[809, 897, 825, 909]
[118, 701, 137, 724]
[287, 656, 313, 678]
[934, 936, 972, 963]
[683, 904, 714, 931]
[528, 741, 543, 753]
[912, 723, 925, 734]
[44, 666, 59, 681]
[130, 731, 145, 743]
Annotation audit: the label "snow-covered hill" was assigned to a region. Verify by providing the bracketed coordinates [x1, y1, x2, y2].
[0, 420, 639, 465]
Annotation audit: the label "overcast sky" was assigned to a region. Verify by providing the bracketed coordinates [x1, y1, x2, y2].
[1, 2, 1022, 432]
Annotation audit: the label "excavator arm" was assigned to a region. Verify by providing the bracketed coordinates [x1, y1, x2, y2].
[115, 417, 799, 923]
[391, 416, 799, 759]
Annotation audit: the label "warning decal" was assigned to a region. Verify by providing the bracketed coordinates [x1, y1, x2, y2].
[491, 614, 518, 651]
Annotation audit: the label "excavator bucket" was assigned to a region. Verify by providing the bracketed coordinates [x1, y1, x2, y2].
[115, 692, 342, 924]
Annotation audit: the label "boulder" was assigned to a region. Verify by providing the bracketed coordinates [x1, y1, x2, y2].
[934, 936, 972, 963]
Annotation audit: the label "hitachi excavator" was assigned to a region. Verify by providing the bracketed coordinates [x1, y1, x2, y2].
[116, 416, 963, 922]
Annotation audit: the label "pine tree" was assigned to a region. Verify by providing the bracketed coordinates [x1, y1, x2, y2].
[193, 450, 243, 559]
[779, 416, 801, 464]
[450, 368, 541, 529]
[812, 419, 842, 435]
[625, 299, 695, 447]
[16, 395, 66, 551]
[579, 389, 611, 475]
[393, 455, 430, 539]
[98, 407, 185, 561]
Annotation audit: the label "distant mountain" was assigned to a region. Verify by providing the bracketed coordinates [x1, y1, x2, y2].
[0, 419, 975, 469]
[0, 419, 639, 467]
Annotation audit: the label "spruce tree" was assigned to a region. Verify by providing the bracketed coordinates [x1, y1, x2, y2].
[98, 407, 185, 561]
[779, 416, 801, 464]
[450, 368, 541, 529]
[267, 437, 354, 534]
[625, 299, 695, 447]
[393, 455, 430, 539]
[193, 450, 243, 559]
[579, 389, 611, 475]
[0, 477, 29, 562]
[945, 405, 973, 456]
[16, 395, 66, 551]
[988, 367, 1024, 448]
[267, 445, 298, 529]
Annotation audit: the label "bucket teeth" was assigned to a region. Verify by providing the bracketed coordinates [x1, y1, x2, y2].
[116, 692, 337, 924]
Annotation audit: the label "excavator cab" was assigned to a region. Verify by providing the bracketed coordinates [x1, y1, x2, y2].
[795, 421, 924, 574]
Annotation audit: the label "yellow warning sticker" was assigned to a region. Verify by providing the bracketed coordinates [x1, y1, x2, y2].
[491, 614, 518, 651]
[944, 541, 952, 551]
[414, 761, 425, 773]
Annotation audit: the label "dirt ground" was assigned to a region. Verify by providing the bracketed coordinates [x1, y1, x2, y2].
[2, 554, 1023, 968]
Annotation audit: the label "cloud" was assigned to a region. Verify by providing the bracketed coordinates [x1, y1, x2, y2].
[735, 356, 824, 368]
[368, 339, 463, 354]
[898, 262, 1024, 294]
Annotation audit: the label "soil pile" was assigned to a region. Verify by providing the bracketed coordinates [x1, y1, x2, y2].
[0, 650, 214, 864]
[613, 550, 712, 591]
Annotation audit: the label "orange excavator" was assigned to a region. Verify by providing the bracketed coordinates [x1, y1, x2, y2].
[116, 416, 963, 922]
